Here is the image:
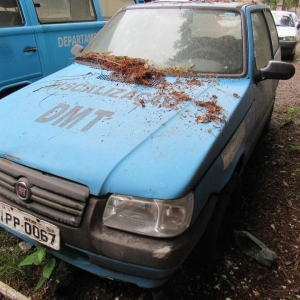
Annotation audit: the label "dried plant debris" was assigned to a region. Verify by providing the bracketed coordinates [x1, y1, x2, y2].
[76, 52, 164, 86]
[76, 52, 228, 124]
[194, 98, 226, 123]
[139, 99, 146, 108]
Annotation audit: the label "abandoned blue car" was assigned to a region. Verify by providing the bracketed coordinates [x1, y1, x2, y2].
[0, 0, 295, 288]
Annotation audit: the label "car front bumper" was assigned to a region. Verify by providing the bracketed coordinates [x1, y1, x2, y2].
[279, 40, 298, 56]
[0, 194, 217, 288]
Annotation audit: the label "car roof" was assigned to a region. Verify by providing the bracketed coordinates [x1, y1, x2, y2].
[130, 0, 267, 9]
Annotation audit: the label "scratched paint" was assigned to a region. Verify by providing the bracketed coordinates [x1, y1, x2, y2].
[152, 246, 172, 259]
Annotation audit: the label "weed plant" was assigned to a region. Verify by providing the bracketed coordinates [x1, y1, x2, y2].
[0, 228, 28, 285]
[285, 107, 299, 123]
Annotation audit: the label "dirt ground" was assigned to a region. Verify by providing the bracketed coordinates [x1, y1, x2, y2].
[1, 57, 299, 300]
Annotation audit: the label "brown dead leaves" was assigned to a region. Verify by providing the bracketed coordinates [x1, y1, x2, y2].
[77, 52, 226, 124]
[77, 52, 163, 86]
[194, 96, 225, 123]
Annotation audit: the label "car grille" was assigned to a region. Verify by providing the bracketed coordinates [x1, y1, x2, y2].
[0, 158, 89, 227]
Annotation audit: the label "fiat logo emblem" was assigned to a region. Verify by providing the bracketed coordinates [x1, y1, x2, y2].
[16, 178, 31, 201]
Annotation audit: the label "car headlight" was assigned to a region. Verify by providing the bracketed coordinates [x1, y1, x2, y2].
[281, 36, 298, 42]
[103, 192, 194, 237]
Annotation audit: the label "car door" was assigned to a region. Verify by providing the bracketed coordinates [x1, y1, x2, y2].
[250, 9, 279, 134]
[0, 0, 43, 92]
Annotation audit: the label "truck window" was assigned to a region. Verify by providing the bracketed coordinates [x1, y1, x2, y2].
[0, 0, 23, 28]
[33, 0, 96, 24]
[99, 0, 135, 20]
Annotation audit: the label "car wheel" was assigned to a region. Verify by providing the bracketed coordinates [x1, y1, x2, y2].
[188, 172, 241, 266]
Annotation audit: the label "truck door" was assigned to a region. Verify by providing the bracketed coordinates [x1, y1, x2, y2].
[0, 0, 43, 93]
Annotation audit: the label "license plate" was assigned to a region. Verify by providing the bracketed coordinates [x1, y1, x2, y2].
[0, 202, 60, 250]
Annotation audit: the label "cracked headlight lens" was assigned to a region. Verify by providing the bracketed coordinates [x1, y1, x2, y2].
[103, 192, 194, 237]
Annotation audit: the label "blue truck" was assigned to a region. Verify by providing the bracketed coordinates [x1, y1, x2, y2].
[0, 0, 295, 289]
[0, 0, 141, 97]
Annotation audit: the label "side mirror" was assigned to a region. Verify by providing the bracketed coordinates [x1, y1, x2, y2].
[256, 61, 295, 82]
[71, 44, 84, 57]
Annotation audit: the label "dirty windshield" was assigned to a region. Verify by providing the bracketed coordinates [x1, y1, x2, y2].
[81, 8, 243, 75]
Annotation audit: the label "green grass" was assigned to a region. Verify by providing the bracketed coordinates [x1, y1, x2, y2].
[0, 228, 70, 298]
[285, 107, 299, 123]
[0, 228, 28, 285]
[290, 144, 300, 151]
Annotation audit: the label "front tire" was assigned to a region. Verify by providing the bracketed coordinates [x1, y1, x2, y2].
[188, 172, 241, 266]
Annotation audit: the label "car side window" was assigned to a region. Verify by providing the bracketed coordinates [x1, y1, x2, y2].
[251, 11, 272, 70]
[265, 10, 279, 54]
[0, 0, 23, 28]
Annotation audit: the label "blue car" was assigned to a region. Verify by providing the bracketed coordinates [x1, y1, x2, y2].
[0, 0, 295, 288]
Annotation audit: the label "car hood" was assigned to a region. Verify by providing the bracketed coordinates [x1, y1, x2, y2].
[276, 26, 298, 37]
[0, 63, 252, 198]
